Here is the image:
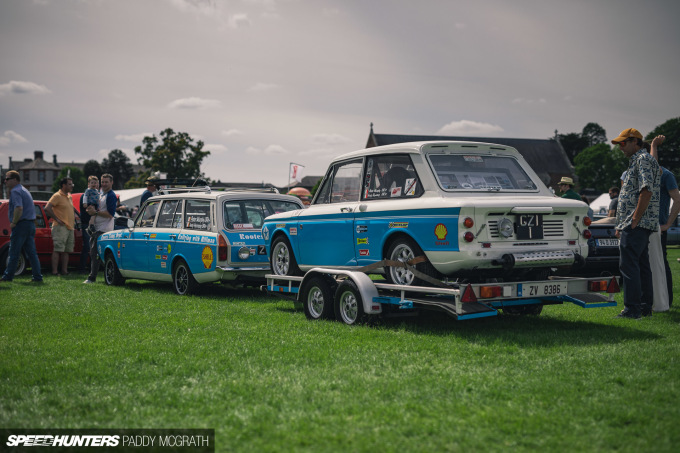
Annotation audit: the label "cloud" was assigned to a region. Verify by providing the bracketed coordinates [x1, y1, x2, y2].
[454, 23, 466, 29]
[0, 130, 28, 146]
[221, 129, 244, 137]
[228, 13, 251, 28]
[0, 80, 51, 96]
[437, 120, 505, 136]
[115, 132, 153, 142]
[246, 144, 289, 155]
[205, 143, 228, 153]
[248, 83, 278, 92]
[170, 0, 216, 15]
[167, 97, 221, 109]
[311, 133, 352, 146]
[511, 97, 547, 105]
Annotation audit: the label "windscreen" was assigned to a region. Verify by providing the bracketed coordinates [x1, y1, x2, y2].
[428, 154, 538, 191]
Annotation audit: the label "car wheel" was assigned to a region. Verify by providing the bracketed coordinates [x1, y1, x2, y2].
[334, 280, 367, 325]
[104, 252, 125, 286]
[385, 236, 439, 286]
[173, 259, 199, 296]
[270, 235, 301, 276]
[301, 275, 335, 320]
[503, 304, 543, 316]
[1, 249, 26, 276]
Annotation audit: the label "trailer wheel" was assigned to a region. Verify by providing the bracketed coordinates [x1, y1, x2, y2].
[503, 304, 543, 316]
[301, 275, 335, 320]
[385, 236, 439, 286]
[271, 236, 302, 276]
[334, 280, 367, 325]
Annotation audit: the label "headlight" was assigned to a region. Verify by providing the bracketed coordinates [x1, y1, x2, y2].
[498, 218, 514, 238]
[238, 247, 251, 260]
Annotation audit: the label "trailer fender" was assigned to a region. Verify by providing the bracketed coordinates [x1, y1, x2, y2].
[302, 268, 382, 314]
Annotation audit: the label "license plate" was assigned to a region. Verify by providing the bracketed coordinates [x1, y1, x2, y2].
[519, 282, 568, 297]
[516, 214, 543, 239]
[596, 238, 619, 247]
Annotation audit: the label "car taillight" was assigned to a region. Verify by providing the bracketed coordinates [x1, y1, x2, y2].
[218, 234, 228, 261]
[583, 229, 592, 239]
[463, 231, 474, 242]
[583, 216, 592, 226]
[463, 217, 474, 228]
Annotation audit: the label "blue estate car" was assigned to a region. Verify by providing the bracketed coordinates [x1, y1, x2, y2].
[97, 188, 303, 294]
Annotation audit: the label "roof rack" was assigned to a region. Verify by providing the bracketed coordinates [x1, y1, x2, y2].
[158, 186, 212, 195]
[213, 187, 280, 194]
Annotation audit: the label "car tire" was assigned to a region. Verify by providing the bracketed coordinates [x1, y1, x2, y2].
[384, 236, 439, 286]
[104, 252, 125, 286]
[173, 259, 199, 296]
[270, 235, 302, 276]
[1, 249, 26, 276]
[334, 279, 368, 325]
[301, 275, 336, 320]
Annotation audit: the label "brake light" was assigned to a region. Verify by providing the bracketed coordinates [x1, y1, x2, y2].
[463, 231, 475, 242]
[463, 217, 474, 228]
[479, 286, 502, 299]
[583, 216, 592, 226]
[218, 234, 228, 261]
[461, 284, 477, 303]
[583, 229, 591, 239]
[589, 280, 607, 291]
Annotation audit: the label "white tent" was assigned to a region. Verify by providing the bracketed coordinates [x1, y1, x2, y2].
[590, 193, 611, 216]
[114, 188, 147, 210]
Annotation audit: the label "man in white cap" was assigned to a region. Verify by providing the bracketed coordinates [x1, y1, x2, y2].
[558, 176, 581, 200]
[612, 128, 660, 319]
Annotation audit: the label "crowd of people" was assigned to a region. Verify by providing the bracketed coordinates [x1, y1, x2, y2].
[558, 127, 679, 318]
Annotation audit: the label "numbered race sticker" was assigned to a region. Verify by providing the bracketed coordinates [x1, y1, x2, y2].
[518, 282, 568, 297]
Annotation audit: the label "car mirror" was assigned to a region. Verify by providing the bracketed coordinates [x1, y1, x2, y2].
[127, 218, 135, 229]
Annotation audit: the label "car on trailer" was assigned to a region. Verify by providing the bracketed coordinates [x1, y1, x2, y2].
[96, 187, 304, 295]
[262, 141, 592, 289]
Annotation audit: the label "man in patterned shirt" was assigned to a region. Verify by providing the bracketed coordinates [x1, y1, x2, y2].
[612, 128, 660, 319]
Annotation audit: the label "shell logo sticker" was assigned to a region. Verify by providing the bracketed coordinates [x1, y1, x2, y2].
[202, 246, 214, 269]
[435, 223, 448, 240]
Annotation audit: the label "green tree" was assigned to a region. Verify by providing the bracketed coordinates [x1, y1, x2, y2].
[82, 159, 103, 179]
[101, 149, 134, 190]
[134, 128, 210, 180]
[574, 143, 628, 193]
[52, 167, 86, 193]
[645, 117, 680, 175]
[558, 132, 589, 164]
[582, 122, 607, 147]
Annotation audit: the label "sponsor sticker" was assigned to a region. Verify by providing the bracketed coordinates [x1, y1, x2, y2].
[161, 262, 167, 268]
[117, 241, 120, 249]
[162, 255, 168, 260]
[117, 250, 120, 258]
[356, 225, 368, 233]
[357, 237, 369, 245]
[290, 227, 298, 236]
[233, 223, 254, 230]
[405, 178, 417, 196]
[168, 244, 171, 253]
[155, 255, 161, 260]
[359, 249, 370, 256]
[389, 222, 409, 228]
[276, 224, 286, 228]
[463, 155, 483, 162]
[390, 187, 402, 197]
[150, 234, 157, 239]
[435, 223, 448, 240]
[202, 246, 214, 269]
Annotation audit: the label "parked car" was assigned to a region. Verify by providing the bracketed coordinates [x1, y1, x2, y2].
[574, 216, 619, 277]
[96, 188, 304, 295]
[262, 141, 592, 285]
[668, 214, 680, 246]
[0, 199, 83, 276]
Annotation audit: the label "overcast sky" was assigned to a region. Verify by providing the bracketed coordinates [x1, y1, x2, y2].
[1, 0, 679, 187]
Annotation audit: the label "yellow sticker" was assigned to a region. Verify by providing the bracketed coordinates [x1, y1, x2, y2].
[168, 244, 171, 253]
[202, 246, 214, 269]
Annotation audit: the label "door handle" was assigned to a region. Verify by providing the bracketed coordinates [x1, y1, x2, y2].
[340, 207, 354, 213]
[143, 233, 150, 238]
[169, 234, 177, 239]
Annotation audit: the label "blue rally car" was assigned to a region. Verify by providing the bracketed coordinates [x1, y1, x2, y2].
[262, 141, 592, 286]
[97, 188, 303, 295]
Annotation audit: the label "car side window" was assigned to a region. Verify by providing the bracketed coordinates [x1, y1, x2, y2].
[172, 200, 184, 229]
[363, 155, 423, 200]
[185, 199, 211, 231]
[157, 200, 180, 228]
[315, 159, 363, 204]
[135, 201, 160, 228]
[34, 204, 46, 228]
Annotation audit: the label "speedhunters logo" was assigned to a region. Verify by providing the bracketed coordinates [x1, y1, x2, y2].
[2, 429, 214, 452]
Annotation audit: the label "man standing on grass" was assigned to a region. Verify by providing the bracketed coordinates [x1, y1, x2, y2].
[83, 173, 116, 284]
[612, 128, 660, 319]
[1, 170, 43, 283]
[45, 177, 75, 276]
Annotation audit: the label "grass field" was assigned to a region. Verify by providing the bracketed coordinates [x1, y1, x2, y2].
[1, 248, 679, 452]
